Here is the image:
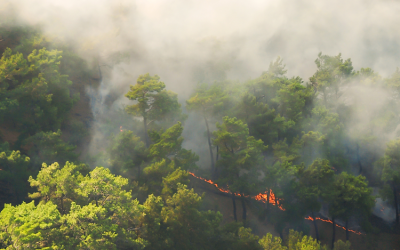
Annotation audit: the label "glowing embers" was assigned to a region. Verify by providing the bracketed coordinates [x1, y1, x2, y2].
[304, 216, 363, 235]
[188, 171, 285, 210]
[253, 190, 285, 211]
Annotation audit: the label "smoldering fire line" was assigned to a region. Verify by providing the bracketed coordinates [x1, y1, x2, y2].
[188, 171, 363, 235]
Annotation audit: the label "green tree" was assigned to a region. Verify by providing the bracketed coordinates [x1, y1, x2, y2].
[139, 184, 222, 250]
[259, 233, 286, 250]
[109, 130, 147, 178]
[306, 106, 346, 172]
[287, 229, 328, 250]
[60, 202, 119, 249]
[125, 73, 184, 147]
[143, 122, 198, 195]
[186, 83, 230, 177]
[299, 131, 325, 166]
[385, 67, 400, 100]
[0, 146, 30, 204]
[275, 77, 314, 127]
[381, 138, 400, 225]
[259, 229, 346, 250]
[161, 168, 189, 198]
[0, 47, 78, 139]
[329, 172, 374, 245]
[213, 116, 266, 222]
[161, 184, 222, 249]
[297, 159, 334, 241]
[234, 92, 284, 146]
[310, 53, 354, 106]
[28, 161, 88, 214]
[0, 201, 62, 249]
[26, 163, 146, 249]
[25, 130, 78, 167]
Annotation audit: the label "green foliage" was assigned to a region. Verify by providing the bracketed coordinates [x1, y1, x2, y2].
[333, 240, 352, 250]
[265, 57, 288, 78]
[149, 122, 184, 160]
[25, 130, 77, 167]
[310, 53, 354, 106]
[0, 201, 62, 249]
[259, 233, 286, 250]
[77, 167, 131, 209]
[2, 38, 397, 249]
[125, 73, 185, 147]
[259, 229, 337, 250]
[14, 164, 146, 249]
[213, 116, 266, 194]
[0, 147, 30, 204]
[142, 122, 198, 195]
[161, 168, 189, 198]
[109, 130, 146, 177]
[275, 78, 314, 125]
[235, 92, 281, 146]
[138, 184, 224, 250]
[64, 120, 89, 146]
[186, 82, 231, 117]
[0, 47, 78, 136]
[329, 172, 374, 221]
[28, 162, 88, 214]
[287, 229, 328, 250]
[381, 138, 400, 185]
[61, 202, 119, 249]
[125, 74, 166, 116]
[186, 82, 232, 176]
[297, 159, 335, 215]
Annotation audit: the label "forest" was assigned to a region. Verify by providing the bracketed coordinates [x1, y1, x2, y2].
[0, 2, 400, 250]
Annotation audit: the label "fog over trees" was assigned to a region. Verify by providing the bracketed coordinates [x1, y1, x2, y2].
[0, 1, 400, 249]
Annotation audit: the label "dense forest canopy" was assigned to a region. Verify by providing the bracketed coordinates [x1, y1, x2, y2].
[0, 1, 400, 249]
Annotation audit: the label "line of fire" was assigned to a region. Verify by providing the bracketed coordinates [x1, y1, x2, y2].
[188, 171, 363, 235]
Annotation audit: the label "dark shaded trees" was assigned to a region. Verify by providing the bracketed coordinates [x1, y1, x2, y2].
[329, 172, 374, 244]
[213, 116, 266, 222]
[381, 138, 400, 225]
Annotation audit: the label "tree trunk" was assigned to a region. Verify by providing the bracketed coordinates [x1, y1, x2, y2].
[345, 219, 349, 241]
[331, 217, 336, 249]
[232, 194, 237, 222]
[241, 196, 247, 223]
[311, 212, 319, 241]
[203, 115, 215, 178]
[143, 116, 150, 148]
[393, 185, 399, 225]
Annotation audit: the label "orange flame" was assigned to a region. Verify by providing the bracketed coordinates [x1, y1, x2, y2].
[188, 171, 285, 210]
[189, 171, 362, 235]
[305, 216, 363, 235]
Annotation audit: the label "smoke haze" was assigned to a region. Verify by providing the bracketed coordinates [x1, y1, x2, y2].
[3, 0, 400, 86]
[2, 0, 400, 225]
[3, 0, 399, 175]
